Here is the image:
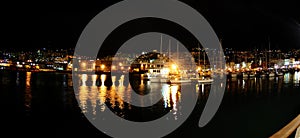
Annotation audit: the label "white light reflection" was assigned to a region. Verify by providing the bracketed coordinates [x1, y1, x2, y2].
[284, 73, 290, 83]
[119, 75, 124, 86]
[81, 74, 87, 86]
[101, 74, 106, 86]
[92, 74, 97, 86]
[171, 85, 178, 112]
[201, 83, 204, 94]
[294, 72, 300, 86]
[162, 84, 171, 108]
[112, 76, 116, 86]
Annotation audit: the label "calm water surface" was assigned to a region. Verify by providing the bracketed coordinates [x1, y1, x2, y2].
[0, 71, 299, 137]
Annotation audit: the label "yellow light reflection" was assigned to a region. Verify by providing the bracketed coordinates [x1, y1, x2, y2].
[79, 85, 88, 113]
[116, 85, 124, 110]
[90, 85, 98, 116]
[26, 72, 31, 86]
[98, 85, 107, 112]
[25, 72, 32, 111]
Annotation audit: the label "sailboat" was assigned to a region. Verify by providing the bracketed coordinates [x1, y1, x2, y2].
[148, 36, 170, 83]
[266, 36, 276, 78]
[190, 43, 214, 83]
[169, 41, 192, 84]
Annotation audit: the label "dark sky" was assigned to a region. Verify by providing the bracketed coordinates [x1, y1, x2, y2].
[5, 0, 300, 50]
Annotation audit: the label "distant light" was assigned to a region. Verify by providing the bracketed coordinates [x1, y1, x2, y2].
[81, 62, 86, 67]
[101, 64, 105, 70]
[172, 64, 177, 70]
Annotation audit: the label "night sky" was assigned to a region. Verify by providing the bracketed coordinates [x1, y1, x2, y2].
[6, 0, 300, 50]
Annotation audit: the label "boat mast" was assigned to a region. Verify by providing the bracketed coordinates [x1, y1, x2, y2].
[160, 34, 163, 55]
[177, 41, 179, 62]
[199, 43, 201, 66]
[203, 48, 206, 70]
[219, 39, 223, 69]
[169, 39, 171, 58]
[267, 36, 271, 68]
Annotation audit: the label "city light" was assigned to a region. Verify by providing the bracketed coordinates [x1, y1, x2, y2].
[101, 64, 105, 70]
[111, 65, 116, 70]
[81, 62, 86, 67]
[172, 64, 177, 70]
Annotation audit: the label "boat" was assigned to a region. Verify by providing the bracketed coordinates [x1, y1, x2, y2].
[267, 72, 275, 77]
[148, 74, 170, 83]
[249, 72, 256, 78]
[242, 73, 249, 78]
[276, 71, 284, 77]
[230, 72, 238, 78]
[169, 77, 191, 84]
[198, 78, 214, 83]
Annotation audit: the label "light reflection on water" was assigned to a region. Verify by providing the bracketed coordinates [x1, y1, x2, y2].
[76, 74, 184, 121]
[294, 72, 300, 86]
[74, 72, 300, 121]
[0, 71, 299, 137]
[25, 72, 32, 113]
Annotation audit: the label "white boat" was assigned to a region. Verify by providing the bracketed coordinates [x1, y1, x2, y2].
[169, 77, 191, 84]
[198, 78, 214, 83]
[149, 74, 170, 83]
[268, 72, 275, 77]
[249, 72, 256, 78]
[243, 73, 249, 78]
[231, 73, 237, 78]
[276, 72, 284, 76]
